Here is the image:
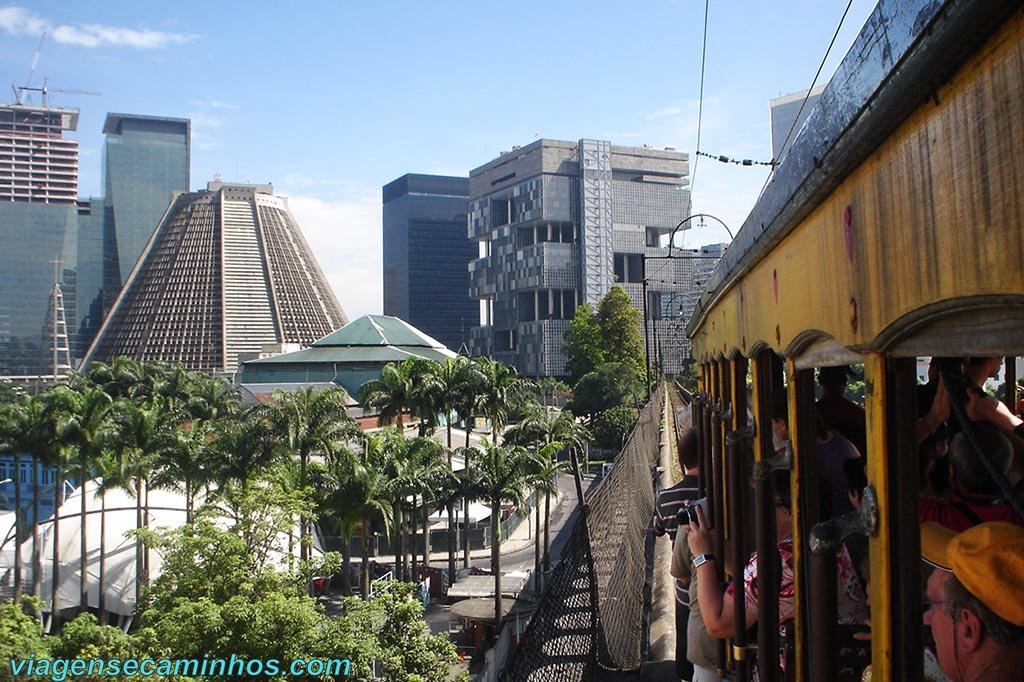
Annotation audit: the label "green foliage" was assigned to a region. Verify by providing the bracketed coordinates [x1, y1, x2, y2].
[566, 363, 641, 421]
[49, 614, 167, 682]
[0, 597, 50, 682]
[591, 404, 639, 450]
[370, 583, 464, 682]
[596, 286, 645, 381]
[2, 359, 465, 681]
[143, 517, 459, 682]
[563, 303, 604, 383]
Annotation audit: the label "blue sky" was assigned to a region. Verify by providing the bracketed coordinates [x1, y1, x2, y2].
[2, 1, 876, 319]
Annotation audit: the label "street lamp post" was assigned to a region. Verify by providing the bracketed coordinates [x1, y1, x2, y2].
[642, 214, 734, 398]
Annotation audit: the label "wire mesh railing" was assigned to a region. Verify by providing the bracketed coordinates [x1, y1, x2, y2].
[499, 387, 663, 681]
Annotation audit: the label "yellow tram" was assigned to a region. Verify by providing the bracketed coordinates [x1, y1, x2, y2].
[684, 1, 1024, 680]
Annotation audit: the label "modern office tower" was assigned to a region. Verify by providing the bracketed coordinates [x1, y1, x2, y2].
[75, 114, 190, 356]
[468, 139, 695, 377]
[383, 174, 474, 352]
[0, 104, 80, 377]
[85, 182, 347, 373]
[770, 86, 824, 162]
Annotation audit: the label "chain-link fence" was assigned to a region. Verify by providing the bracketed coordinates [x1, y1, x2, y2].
[499, 387, 663, 681]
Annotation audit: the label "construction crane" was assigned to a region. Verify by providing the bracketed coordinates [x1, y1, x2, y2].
[15, 78, 101, 107]
[10, 31, 45, 105]
[10, 32, 101, 106]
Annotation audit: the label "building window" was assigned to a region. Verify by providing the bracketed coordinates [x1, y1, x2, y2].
[491, 197, 511, 226]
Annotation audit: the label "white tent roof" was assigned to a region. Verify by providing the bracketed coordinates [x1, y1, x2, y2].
[1, 480, 316, 616]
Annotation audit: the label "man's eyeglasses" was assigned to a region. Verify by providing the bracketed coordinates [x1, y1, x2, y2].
[923, 597, 950, 615]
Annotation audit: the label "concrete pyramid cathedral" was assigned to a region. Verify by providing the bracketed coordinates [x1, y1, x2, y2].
[85, 182, 347, 372]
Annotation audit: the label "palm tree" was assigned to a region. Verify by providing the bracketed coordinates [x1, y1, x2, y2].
[264, 387, 354, 561]
[355, 431, 397, 599]
[84, 357, 142, 400]
[38, 387, 75, 624]
[474, 358, 530, 442]
[455, 361, 486, 568]
[309, 448, 360, 595]
[468, 439, 535, 627]
[209, 405, 284, 496]
[376, 431, 446, 584]
[403, 436, 446, 575]
[404, 358, 440, 437]
[529, 442, 570, 590]
[113, 397, 175, 610]
[420, 356, 481, 581]
[151, 420, 213, 523]
[504, 403, 591, 582]
[359, 361, 417, 429]
[50, 382, 115, 612]
[184, 373, 241, 422]
[0, 394, 36, 600]
[91, 448, 125, 623]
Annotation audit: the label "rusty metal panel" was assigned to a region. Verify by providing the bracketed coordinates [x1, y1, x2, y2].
[691, 8, 1024, 362]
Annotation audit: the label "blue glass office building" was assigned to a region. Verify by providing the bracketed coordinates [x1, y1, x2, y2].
[76, 114, 190, 354]
[383, 174, 474, 352]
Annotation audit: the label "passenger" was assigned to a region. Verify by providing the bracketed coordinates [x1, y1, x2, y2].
[917, 375, 951, 446]
[918, 424, 1024, 532]
[685, 475, 867, 669]
[817, 365, 867, 456]
[654, 428, 701, 541]
[672, 498, 722, 682]
[921, 521, 1024, 682]
[843, 457, 870, 580]
[919, 425, 952, 497]
[771, 394, 861, 518]
[654, 427, 701, 682]
[845, 456, 868, 511]
[965, 383, 1024, 441]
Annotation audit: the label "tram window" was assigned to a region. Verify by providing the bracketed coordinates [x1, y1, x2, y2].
[816, 365, 867, 458]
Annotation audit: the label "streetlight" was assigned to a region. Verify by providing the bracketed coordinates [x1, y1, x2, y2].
[642, 214, 734, 396]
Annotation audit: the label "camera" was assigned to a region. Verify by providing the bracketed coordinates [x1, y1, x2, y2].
[676, 497, 707, 526]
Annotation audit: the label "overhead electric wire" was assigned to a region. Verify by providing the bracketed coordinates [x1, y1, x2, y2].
[689, 0, 711, 201]
[755, 0, 857, 202]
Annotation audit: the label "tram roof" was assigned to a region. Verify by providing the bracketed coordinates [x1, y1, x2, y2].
[687, 0, 1019, 339]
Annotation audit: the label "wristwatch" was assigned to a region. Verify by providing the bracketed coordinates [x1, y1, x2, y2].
[692, 553, 716, 569]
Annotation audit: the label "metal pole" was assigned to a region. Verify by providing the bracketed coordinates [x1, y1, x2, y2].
[808, 524, 839, 682]
[643, 278, 651, 399]
[728, 426, 755, 681]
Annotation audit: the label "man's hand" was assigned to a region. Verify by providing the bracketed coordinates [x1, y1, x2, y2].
[686, 504, 714, 557]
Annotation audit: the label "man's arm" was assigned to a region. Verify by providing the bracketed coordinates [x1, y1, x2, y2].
[686, 505, 756, 638]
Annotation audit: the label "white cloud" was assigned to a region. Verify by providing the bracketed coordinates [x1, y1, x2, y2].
[286, 192, 383, 322]
[0, 6, 46, 35]
[0, 7, 195, 49]
[189, 99, 239, 110]
[644, 106, 684, 120]
[186, 112, 224, 152]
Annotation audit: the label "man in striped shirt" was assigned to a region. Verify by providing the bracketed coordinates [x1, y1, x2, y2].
[654, 428, 701, 681]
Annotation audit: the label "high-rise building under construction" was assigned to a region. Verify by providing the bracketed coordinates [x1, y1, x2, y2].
[0, 104, 80, 376]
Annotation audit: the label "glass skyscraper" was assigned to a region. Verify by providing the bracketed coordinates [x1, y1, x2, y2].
[76, 114, 190, 354]
[383, 174, 474, 352]
[0, 104, 80, 377]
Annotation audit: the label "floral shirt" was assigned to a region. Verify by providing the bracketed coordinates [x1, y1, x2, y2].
[728, 536, 869, 627]
[728, 537, 869, 676]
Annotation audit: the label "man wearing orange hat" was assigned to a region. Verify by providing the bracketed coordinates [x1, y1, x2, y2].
[921, 521, 1024, 681]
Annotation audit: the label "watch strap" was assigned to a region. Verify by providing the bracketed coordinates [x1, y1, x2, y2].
[693, 553, 716, 568]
